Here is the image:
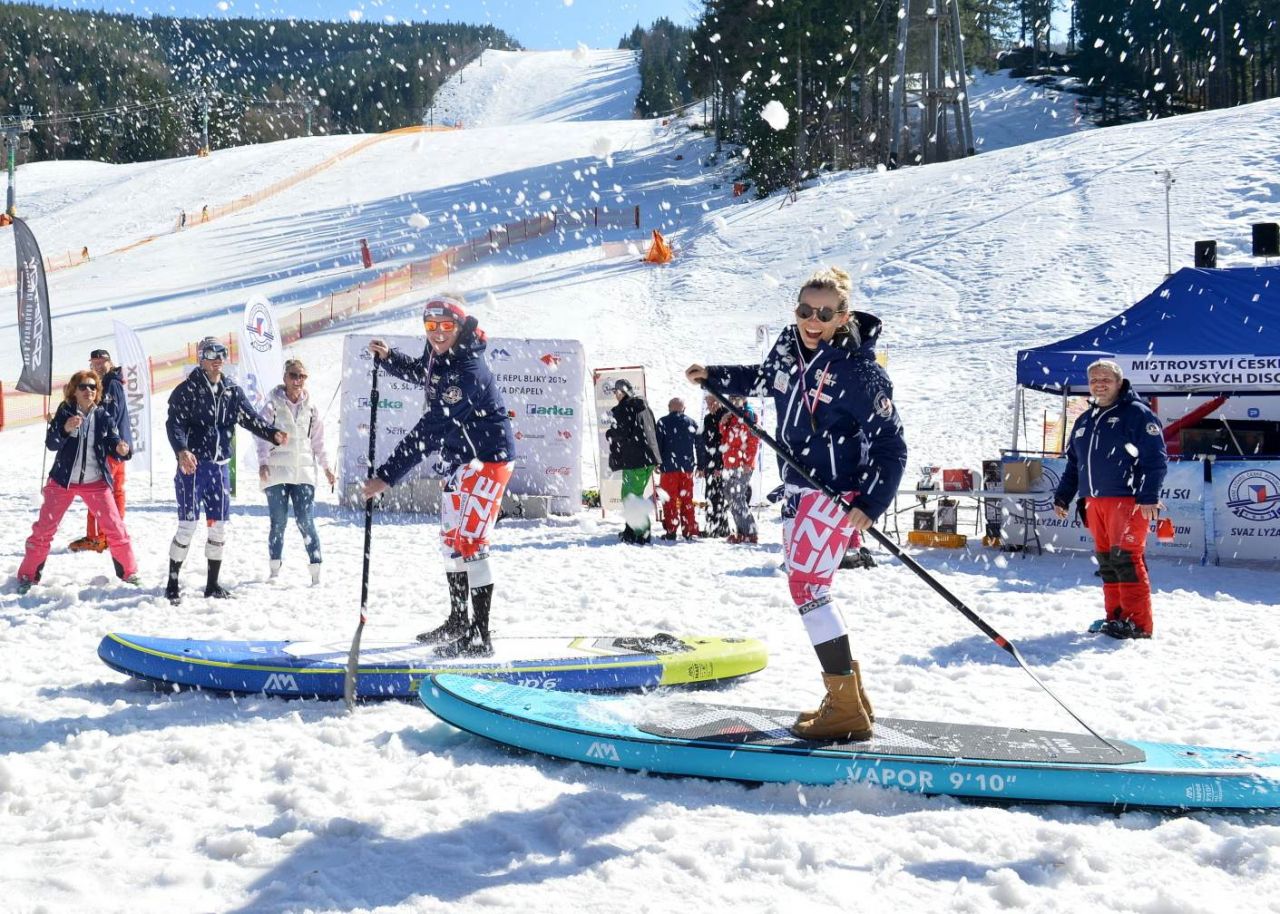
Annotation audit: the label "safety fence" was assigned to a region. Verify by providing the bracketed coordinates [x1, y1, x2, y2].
[0, 125, 454, 287]
[1, 203, 644, 431]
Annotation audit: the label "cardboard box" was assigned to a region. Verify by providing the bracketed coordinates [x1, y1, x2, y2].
[913, 510, 936, 532]
[1002, 459, 1043, 493]
[942, 469, 975, 491]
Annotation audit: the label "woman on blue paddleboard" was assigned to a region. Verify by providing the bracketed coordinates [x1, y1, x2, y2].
[686, 266, 907, 740]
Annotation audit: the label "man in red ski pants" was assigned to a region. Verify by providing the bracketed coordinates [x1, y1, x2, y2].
[1053, 360, 1168, 639]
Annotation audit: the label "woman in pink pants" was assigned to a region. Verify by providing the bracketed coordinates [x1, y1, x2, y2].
[17, 370, 139, 593]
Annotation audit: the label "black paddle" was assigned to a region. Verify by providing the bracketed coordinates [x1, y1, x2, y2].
[700, 382, 1121, 752]
[344, 356, 381, 710]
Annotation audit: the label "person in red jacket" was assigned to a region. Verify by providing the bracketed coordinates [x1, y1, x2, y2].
[719, 396, 760, 543]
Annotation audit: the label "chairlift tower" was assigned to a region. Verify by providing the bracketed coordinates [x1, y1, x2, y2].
[3, 108, 36, 217]
[888, 0, 975, 168]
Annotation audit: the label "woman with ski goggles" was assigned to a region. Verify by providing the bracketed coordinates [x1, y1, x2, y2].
[361, 294, 516, 658]
[686, 266, 907, 742]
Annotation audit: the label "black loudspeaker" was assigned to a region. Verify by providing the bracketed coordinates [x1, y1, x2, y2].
[1194, 240, 1217, 269]
[1253, 222, 1280, 257]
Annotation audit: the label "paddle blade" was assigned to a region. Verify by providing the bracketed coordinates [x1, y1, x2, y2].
[343, 619, 365, 711]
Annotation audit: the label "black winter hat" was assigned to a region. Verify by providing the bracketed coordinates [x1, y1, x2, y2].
[613, 378, 633, 395]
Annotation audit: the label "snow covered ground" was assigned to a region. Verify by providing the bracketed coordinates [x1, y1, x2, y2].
[3, 51, 1280, 913]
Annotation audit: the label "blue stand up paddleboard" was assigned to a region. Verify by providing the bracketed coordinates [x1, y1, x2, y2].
[98, 632, 766, 699]
[419, 675, 1280, 812]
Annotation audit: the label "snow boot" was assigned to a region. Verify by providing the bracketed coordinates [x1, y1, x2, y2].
[416, 572, 470, 644]
[204, 560, 232, 599]
[795, 660, 874, 725]
[17, 577, 34, 595]
[1101, 619, 1152, 640]
[269, 559, 282, 581]
[308, 563, 321, 587]
[840, 546, 876, 570]
[436, 583, 494, 658]
[68, 536, 97, 553]
[791, 671, 874, 742]
[165, 559, 182, 605]
[660, 530, 678, 541]
[90, 537, 109, 553]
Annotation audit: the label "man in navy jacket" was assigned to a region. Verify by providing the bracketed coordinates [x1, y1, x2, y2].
[164, 337, 286, 603]
[1054, 359, 1167, 639]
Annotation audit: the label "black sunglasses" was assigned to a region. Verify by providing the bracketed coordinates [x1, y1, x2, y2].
[795, 302, 845, 323]
[287, 372, 308, 380]
[77, 383, 98, 391]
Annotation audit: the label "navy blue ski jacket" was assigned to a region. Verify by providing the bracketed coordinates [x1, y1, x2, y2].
[45, 401, 129, 489]
[1053, 380, 1167, 506]
[166, 368, 280, 463]
[375, 318, 516, 485]
[655, 412, 699, 473]
[704, 314, 908, 520]
[100, 366, 132, 450]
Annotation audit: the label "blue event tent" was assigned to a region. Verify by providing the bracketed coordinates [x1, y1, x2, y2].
[1016, 266, 1280, 395]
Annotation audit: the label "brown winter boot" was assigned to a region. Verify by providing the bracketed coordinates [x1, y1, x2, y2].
[796, 661, 874, 724]
[791, 671, 873, 742]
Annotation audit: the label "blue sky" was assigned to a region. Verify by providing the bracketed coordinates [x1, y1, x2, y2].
[38, 0, 703, 50]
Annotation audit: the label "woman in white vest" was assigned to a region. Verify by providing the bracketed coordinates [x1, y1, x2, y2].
[257, 359, 336, 584]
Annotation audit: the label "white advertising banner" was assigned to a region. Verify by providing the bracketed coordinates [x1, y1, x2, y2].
[1001, 457, 1206, 560]
[236, 295, 285, 476]
[592, 366, 648, 515]
[1116, 354, 1280, 394]
[111, 321, 153, 474]
[1212, 461, 1280, 564]
[340, 334, 431, 495]
[486, 338, 584, 514]
[339, 335, 584, 515]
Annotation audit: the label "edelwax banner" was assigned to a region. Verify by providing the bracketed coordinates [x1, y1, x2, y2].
[111, 321, 153, 473]
[13, 218, 52, 395]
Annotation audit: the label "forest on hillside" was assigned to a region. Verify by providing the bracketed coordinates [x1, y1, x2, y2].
[625, 1, 1278, 194]
[0, 2, 517, 163]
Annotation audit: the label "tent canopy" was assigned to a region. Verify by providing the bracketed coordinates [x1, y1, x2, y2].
[1016, 266, 1280, 395]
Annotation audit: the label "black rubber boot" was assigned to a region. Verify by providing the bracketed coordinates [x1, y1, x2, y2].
[204, 560, 232, 599]
[166, 559, 182, 605]
[436, 584, 494, 658]
[416, 572, 471, 644]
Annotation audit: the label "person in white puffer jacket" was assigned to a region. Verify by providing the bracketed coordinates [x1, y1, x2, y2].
[257, 359, 336, 585]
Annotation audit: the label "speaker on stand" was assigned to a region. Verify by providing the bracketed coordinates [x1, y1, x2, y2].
[1194, 240, 1217, 269]
[1253, 222, 1279, 259]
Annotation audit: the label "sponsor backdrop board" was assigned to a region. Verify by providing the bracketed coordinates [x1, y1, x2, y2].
[1000, 457, 1207, 560]
[340, 335, 584, 514]
[1212, 461, 1280, 564]
[486, 338, 585, 514]
[592, 367, 649, 515]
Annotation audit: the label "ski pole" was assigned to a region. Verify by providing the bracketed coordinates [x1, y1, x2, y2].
[701, 384, 1122, 752]
[344, 356, 381, 710]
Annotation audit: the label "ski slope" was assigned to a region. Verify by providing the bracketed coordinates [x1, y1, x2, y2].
[3, 51, 1279, 913]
